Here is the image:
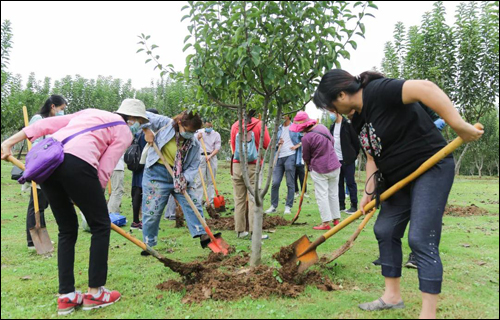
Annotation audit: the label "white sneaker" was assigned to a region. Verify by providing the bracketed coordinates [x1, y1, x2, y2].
[304, 193, 310, 198]
[284, 206, 292, 215]
[294, 193, 300, 198]
[265, 206, 277, 214]
[237, 231, 249, 238]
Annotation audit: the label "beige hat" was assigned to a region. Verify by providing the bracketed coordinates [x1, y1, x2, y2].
[115, 99, 148, 121]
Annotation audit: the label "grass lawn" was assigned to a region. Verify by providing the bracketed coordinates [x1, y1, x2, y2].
[1, 160, 499, 319]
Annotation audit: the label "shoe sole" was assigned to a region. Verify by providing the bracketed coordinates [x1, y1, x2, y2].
[405, 263, 418, 269]
[82, 297, 121, 311]
[58, 307, 76, 316]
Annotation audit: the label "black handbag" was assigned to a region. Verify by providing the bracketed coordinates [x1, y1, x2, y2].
[124, 134, 145, 172]
[10, 140, 25, 180]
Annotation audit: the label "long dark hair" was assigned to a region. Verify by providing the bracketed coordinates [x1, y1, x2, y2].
[313, 69, 385, 111]
[172, 111, 202, 132]
[38, 95, 68, 118]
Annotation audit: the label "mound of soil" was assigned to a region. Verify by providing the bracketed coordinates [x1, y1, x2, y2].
[207, 215, 290, 231]
[445, 204, 490, 217]
[157, 245, 338, 304]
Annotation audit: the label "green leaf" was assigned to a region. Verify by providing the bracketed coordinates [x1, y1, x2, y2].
[181, 5, 190, 11]
[359, 22, 365, 34]
[184, 35, 192, 44]
[136, 48, 144, 53]
[184, 65, 190, 79]
[181, 14, 191, 22]
[349, 40, 357, 50]
[151, 44, 159, 50]
[145, 59, 152, 64]
[183, 43, 193, 52]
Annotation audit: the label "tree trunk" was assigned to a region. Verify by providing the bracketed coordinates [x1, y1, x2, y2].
[455, 144, 470, 176]
[474, 155, 484, 179]
[250, 203, 264, 266]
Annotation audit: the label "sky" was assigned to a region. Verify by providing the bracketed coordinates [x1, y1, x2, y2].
[1, 1, 467, 119]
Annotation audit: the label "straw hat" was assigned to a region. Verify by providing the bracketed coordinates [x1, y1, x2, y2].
[115, 99, 148, 122]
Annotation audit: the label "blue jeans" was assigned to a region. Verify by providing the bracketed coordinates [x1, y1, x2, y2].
[374, 157, 455, 294]
[271, 155, 296, 208]
[142, 163, 205, 247]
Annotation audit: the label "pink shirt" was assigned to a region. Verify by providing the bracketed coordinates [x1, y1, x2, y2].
[23, 109, 132, 188]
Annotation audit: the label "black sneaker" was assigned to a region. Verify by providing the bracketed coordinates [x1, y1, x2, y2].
[340, 206, 346, 212]
[345, 207, 358, 215]
[372, 257, 381, 266]
[405, 253, 418, 269]
[140, 250, 151, 256]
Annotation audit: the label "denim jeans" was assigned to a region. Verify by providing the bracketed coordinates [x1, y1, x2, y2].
[271, 155, 296, 208]
[374, 157, 455, 294]
[295, 165, 307, 194]
[142, 163, 205, 247]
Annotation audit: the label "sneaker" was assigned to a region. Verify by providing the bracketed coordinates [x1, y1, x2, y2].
[58, 291, 84, 315]
[294, 192, 300, 198]
[140, 250, 151, 256]
[284, 206, 292, 215]
[28, 244, 36, 250]
[333, 219, 340, 227]
[345, 207, 358, 215]
[249, 233, 269, 240]
[340, 206, 346, 212]
[237, 231, 249, 238]
[265, 206, 277, 214]
[313, 224, 331, 231]
[404, 253, 418, 269]
[82, 287, 121, 311]
[372, 257, 381, 266]
[304, 193, 310, 198]
[130, 222, 142, 230]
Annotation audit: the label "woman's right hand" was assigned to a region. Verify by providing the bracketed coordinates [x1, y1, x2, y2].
[454, 121, 484, 143]
[1, 141, 13, 160]
[359, 193, 373, 215]
[144, 129, 155, 145]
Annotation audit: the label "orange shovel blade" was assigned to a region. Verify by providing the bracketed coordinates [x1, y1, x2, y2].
[293, 235, 319, 273]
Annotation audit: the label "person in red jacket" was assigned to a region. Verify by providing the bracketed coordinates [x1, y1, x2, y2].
[230, 110, 270, 238]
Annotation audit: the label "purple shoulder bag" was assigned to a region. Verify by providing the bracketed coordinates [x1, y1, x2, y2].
[19, 121, 126, 184]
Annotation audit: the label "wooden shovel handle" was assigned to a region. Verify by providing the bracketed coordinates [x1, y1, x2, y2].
[22, 106, 41, 227]
[111, 223, 147, 251]
[200, 137, 219, 195]
[198, 167, 210, 204]
[322, 123, 484, 241]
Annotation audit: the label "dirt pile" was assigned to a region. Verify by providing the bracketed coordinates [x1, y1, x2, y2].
[207, 215, 290, 231]
[157, 245, 338, 303]
[445, 204, 490, 217]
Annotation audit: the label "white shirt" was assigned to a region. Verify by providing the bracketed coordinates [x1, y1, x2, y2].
[333, 121, 343, 161]
[114, 154, 125, 171]
[279, 125, 296, 159]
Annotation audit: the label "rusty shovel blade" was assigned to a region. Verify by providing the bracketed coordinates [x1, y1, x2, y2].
[29, 226, 54, 255]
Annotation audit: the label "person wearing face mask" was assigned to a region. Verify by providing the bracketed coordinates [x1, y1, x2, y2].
[329, 110, 360, 215]
[314, 69, 483, 318]
[194, 121, 221, 205]
[115, 100, 211, 255]
[23, 95, 67, 250]
[265, 114, 302, 215]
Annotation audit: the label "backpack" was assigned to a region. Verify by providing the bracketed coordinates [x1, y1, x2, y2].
[234, 131, 258, 162]
[124, 133, 144, 172]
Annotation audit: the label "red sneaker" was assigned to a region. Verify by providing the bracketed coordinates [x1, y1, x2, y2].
[333, 219, 340, 227]
[313, 224, 331, 230]
[82, 287, 121, 311]
[58, 291, 84, 315]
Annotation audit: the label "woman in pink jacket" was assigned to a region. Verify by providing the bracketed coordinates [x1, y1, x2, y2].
[1, 108, 134, 315]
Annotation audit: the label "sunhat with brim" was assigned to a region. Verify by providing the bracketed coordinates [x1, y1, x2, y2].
[290, 111, 317, 132]
[115, 99, 148, 122]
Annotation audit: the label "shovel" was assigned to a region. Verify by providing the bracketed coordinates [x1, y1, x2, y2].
[198, 167, 220, 219]
[291, 165, 308, 224]
[152, 142, 229, 255]
[22, 106, 54, 255]
[200, 137, 226, 212]
[6, 155, 54, 254]
[288, 123, 484, 273]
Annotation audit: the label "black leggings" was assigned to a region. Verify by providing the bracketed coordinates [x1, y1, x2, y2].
[131, 186, 142, 223]
[41, 154, 110, 294]
[374, 157, 455, 294]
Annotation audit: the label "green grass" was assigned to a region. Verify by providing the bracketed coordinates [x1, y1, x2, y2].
[1, 160, 498, 319]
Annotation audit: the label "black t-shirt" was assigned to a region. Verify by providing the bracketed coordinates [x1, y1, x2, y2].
[351, 78, 448, 187]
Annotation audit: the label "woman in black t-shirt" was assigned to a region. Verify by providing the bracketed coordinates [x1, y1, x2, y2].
[313, 69, 483, 319]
